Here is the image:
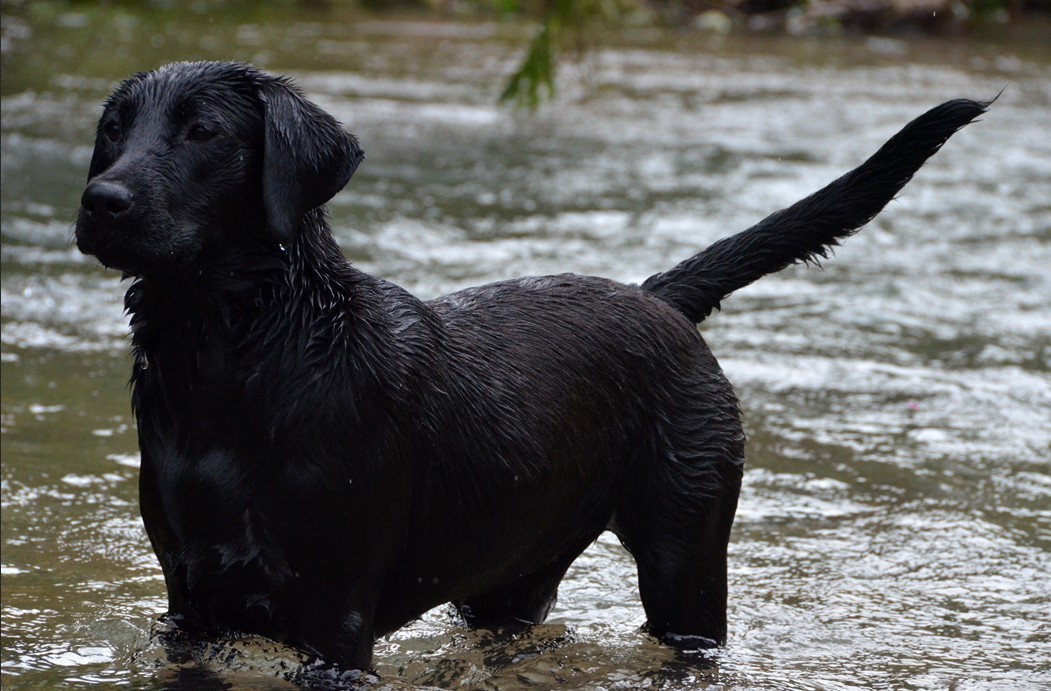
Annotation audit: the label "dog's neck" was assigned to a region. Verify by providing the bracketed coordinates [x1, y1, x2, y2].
[129, 210, 346, 318]
[125, 211, 372, 406]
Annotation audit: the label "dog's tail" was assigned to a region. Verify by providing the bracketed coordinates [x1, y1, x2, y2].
[641, 98, 989, 325]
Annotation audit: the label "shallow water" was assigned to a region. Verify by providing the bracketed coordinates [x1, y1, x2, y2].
[2, 6, 1050, 689]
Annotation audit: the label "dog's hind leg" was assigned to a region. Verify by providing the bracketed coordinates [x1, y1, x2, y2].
[613, 380, 745, 647]
[455, 533, 599, 627]
[629, 486, 741, 647]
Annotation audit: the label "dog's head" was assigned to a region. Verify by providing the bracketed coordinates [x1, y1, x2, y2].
[75, 61, 364, 275]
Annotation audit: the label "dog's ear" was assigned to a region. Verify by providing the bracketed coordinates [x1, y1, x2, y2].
[256, 77, 364, 244]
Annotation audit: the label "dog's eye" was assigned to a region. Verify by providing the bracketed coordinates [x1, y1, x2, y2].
[103, 122, 122, 143]
[187, 123, 217, 143]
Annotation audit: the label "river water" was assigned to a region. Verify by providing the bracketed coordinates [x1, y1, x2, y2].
[2, 6, 1049, 689]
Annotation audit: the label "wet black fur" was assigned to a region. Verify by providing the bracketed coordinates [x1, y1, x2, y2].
[75, 61, 986, 671]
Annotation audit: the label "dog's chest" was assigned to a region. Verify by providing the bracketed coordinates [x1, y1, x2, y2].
[143, 444, 297, 611]
[149, 446, 265, 544]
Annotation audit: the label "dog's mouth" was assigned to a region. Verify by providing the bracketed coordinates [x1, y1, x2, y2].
[75, 209, 200, 277]
[75, 222, 148, 275]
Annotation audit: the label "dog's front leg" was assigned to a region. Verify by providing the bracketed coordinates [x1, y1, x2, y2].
[296, 602, 376, 673]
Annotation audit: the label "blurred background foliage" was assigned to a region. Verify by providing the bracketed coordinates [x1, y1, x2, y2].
[484, 0, 1046, 106]
[2, 0, 1047, 106]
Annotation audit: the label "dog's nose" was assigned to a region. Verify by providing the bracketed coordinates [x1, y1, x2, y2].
[81, 181, 134, 221]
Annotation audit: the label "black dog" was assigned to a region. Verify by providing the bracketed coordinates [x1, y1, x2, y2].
[75, 61, 985, 671]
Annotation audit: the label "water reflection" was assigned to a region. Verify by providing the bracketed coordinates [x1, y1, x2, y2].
[3, 6, 1050, 690]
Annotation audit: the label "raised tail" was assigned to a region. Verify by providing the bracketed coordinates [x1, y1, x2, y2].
[641, 98, 989, 324]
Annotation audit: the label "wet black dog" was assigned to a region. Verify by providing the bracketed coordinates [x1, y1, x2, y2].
[75, 61, 985, 671]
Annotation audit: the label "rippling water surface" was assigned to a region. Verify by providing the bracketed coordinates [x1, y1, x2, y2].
[2, 7, 1049, 689]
